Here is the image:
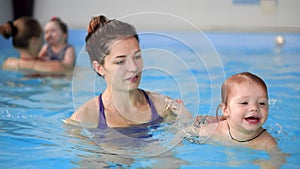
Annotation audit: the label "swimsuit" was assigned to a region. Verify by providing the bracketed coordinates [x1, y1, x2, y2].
[98, 89, 163, 129]
[46, 44, 72, 61]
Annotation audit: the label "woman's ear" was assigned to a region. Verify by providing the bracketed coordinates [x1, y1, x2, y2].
[30, 37, 37, 45]
[29, 37, 42, 57]
[30, 36, 42, 47]
[92, 60, 104, 76]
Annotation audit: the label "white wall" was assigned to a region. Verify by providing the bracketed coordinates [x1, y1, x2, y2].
[0, 0, 13, 23]
[1, 0, 300, 32]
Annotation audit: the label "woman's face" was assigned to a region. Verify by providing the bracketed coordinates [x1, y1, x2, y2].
[96, 37, 143, 91]
[44, 21, 66, 46]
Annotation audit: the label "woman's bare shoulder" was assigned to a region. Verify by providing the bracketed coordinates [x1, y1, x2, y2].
[2, 57, 19, 70]
[145, 90, 168, 114]
[68, 96, 99, 127]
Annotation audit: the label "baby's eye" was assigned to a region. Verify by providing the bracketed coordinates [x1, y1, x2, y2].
[259, 102, 268, 106]
[240, 102, 248, 105]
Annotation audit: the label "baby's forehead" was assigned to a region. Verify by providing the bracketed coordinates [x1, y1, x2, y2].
[45, 21, 59, 28]
[232, 80, 263, 89]
[230, 81, 268, 96]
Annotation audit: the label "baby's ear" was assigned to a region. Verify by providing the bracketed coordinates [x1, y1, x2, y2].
[220, 103, 229, 117]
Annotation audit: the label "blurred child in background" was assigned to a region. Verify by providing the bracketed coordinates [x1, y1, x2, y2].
[39, 17, 75, 70]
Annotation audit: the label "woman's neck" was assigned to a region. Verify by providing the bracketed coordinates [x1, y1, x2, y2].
[104, 88, 140, 102]
[102, 88, 151, 125]
[102, 88, 144, 111]
[19, 49, 38, 60]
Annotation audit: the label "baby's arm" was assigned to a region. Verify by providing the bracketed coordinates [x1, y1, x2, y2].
[38, 45, 48, 60]
[61, 46, 75, 69]
[255, 144, 288, 169]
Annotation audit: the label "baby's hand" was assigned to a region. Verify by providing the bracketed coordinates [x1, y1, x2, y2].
[38, 55, 49, 61]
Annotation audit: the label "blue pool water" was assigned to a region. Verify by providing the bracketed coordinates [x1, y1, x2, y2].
[0, 30, 300, 169]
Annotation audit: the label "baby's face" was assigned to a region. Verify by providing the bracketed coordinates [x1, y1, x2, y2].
[44, 21, 66, 45]
[224, 82, 269, 133]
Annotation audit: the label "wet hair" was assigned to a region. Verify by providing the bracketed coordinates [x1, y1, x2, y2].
[0, 21, 17, 38]
[0, 16, 42, 49]
[50, 17, 68, 42]
[221, 72, 268, 105]
[85, 15, 139, 66]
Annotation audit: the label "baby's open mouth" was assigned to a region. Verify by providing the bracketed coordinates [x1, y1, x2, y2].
[244, 116, 260, 124]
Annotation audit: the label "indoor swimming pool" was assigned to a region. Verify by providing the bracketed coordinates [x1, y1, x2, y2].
[0, 30, 299, 168]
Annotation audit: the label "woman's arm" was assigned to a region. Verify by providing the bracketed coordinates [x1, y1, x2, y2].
[2, 58, 72, 75]
[32, 60, 73, 73]
[148, 92, 192, 121]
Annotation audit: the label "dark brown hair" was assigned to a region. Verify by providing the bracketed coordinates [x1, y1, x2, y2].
[0, 21, 17, 38]
[0, 16, 42, 49]
[85, 15, 139, 66]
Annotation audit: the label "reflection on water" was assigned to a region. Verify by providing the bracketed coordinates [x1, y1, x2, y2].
[64, 123, 189, 168]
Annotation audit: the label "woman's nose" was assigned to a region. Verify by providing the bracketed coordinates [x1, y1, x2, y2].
[127, 58, 139, 72]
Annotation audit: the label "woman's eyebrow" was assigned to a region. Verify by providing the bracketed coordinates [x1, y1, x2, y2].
[134, 50, 141, 54]
[115, 50, 141, 58]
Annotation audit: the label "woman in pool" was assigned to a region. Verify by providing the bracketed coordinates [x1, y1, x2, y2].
[65, 15, 191, 129]
[38, 17, 75, 69]
[0, 16, 73, 75]
[199, 72, 277, 150]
